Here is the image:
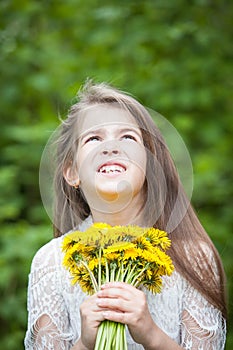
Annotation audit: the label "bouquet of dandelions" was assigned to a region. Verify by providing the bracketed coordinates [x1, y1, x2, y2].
[62, 223, 174, 350]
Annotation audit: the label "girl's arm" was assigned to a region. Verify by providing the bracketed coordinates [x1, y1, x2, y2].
[180, 281, 226, 349]
[25, 242, 74, 350]
[25, 240, 106, 350]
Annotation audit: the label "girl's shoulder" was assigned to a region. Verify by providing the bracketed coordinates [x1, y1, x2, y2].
[30, 217, 93, 272]
[30, 235, 64, 273]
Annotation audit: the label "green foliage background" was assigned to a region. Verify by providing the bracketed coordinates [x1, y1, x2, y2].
[1, 0, 232, 348]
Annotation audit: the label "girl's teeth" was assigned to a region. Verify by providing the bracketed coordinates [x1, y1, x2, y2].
[100, 165, 125, 173]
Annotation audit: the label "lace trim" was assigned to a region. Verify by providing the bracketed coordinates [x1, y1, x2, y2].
[181, 310, 226, 350]
[180, 283, 226, 350]
[25, 314, 73, 350]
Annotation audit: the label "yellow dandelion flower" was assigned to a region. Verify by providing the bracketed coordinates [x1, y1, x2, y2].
[104, 242, 135, 254]
[79, 245, 96, 259]
[79, 279, 95, 294]
[79, 228, 101, 245]
[72, 268, 94, 294]
[159, 261, 174, 276]
[104, 252, 120, 261]
[92, 222, 112, 229]
[63, 246, 77, 267]
[122, 247, 140, 261]
[71, 243, 85, 258]
[134, 235, 154, 251]
[61, 232, 81, 251]
[62, 242, 90, 270]
[145, 268, 153, 280]
[63, 252, 74, 269]
[150, 247, 174, 275]
[125, 225, 146, 237]
[143, 229, 158, 244]
[144, 274, 163, 294]
[81, 223, 112, 247]
[140, 249, 159, 264]
[145, 228, 171, 250]
[88, 258, 99, 271]
[70, 264, 87, 281]
[156, 236, 171, 250]
[69, 263, 80, 276]
[88, 257, 105, 271]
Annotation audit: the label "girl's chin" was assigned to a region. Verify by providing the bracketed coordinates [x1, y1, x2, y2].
[96, 190, 131, 203]
[96, 182, 133, 200]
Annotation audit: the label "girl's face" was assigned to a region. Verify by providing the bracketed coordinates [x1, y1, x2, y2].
[73, 104, 147, 215]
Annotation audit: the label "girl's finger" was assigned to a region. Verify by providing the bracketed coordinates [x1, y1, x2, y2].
[97, 288, 131, 301]
[102, 310, 127, 324]
[96, 296, 129, 312]
[98, 282, 141, 300]
[101, 281, 138, 291]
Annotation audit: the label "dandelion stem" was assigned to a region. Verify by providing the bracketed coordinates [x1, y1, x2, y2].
[98, 247, 102, 290]
[122, 263, 130, 281]
[105, 259, 109, 283]
[110, 265, 116, 282]
[131, 265, 149, 287]
[124, 262, 137, 283]
[94, 321, 106, 350]
[80, 261, 98, 292]
[120, 261, 124, 282]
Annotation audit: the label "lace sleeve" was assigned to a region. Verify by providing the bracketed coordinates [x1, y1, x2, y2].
[181, 283, 226, 350]
[24, 240, 74, 350]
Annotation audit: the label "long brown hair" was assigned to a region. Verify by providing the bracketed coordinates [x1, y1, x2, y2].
[53, 80, 227, 318]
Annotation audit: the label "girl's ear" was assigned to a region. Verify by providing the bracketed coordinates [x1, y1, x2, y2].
[63, 166, 80, 188]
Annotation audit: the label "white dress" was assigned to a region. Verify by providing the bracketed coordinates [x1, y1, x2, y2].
[24, 218, 226, 350]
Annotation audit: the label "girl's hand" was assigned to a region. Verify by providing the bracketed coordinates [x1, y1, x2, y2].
[77, 294, 106, 350]
[96, 282, 157, 348]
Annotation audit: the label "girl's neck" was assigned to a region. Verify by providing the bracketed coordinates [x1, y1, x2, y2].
[90, 205, 144, 227]
[89, 188, 147, 227]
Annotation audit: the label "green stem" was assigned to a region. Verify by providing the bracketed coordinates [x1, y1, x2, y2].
[95, 320, 125, 350]
[110, 266, 116, 282]
[115, 323, 127, 349]
[115, 263, 122, 281]
[80, 260, 98, 293]
[131, 265, 149, 287]
[98, 247, 102, 290]
[120, 261, 125, 281]
[94, 321, 106, 350]
[124, 263, 137, 283]
[105, 259, 109, 283]
[122, 263, 131, 281]
[106, 321, 117, 348]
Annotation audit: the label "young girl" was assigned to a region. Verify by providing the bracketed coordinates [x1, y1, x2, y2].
[25, 81, 227, 349]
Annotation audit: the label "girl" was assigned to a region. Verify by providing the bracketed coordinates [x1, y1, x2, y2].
[25, 81, 227, 349]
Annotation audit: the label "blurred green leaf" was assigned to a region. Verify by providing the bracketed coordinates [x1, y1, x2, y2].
[0, 0, 232, 348]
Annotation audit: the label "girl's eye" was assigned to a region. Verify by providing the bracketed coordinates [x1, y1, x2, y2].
[85, 136, 101, 143]
[122, 134, 137, 141]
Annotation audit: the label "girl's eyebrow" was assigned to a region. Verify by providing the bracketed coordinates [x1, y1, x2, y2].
[80, 126, 142, 140]
[80, 128, 104, 140]
[118, 127, 142, 138]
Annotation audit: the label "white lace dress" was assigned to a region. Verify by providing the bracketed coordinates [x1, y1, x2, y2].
[24, 219, 226, 350]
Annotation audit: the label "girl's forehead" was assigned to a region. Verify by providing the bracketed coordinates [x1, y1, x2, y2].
[78, 104, 139, 134]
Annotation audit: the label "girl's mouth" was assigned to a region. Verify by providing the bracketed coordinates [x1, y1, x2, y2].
[98, 163, 126, 174]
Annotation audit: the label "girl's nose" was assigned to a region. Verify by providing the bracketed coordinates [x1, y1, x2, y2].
[101, 141, 120, 155]
[102, 149, 119, 155]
